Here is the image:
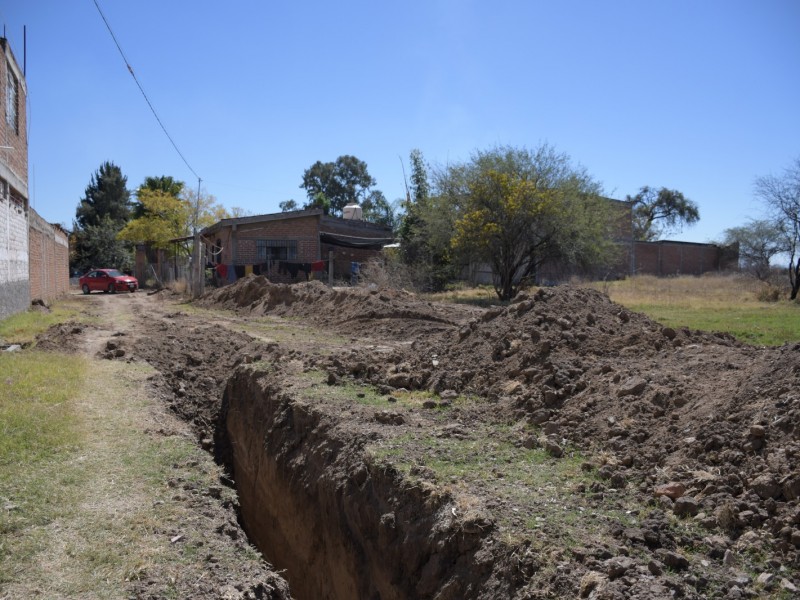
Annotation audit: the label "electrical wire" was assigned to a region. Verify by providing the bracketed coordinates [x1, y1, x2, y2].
[91, 0, 200, 183]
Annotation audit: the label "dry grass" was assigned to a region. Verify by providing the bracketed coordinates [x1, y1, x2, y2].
[595, 273, 768, 308]
[592, 274, 800, 346]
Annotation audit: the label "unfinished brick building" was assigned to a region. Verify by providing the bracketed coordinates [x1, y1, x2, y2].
[0, 36, 69, 320]
[199, 208, 394, 285]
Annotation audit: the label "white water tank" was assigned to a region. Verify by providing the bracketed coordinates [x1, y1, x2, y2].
[343, 203, 363, 220]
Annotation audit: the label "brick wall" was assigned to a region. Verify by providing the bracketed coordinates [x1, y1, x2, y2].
[28, 208, 69, 302]
[0, 39, 28, 204]
[610, 240, 737, 277]
[204, 211, 393, 285]
[225, 214, 321, 283]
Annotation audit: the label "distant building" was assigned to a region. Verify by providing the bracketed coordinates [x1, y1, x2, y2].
[467, 198, 739, 286]
[202, 208, 394, 284]
[135, 208, 394, 286]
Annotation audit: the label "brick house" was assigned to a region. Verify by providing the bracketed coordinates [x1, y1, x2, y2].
[0, 37, 69, 321]
[0, 36, 30, 319]
[199, 208, 394, 285]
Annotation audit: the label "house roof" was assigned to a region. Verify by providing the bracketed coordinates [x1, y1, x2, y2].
[200, 208, 325, 236]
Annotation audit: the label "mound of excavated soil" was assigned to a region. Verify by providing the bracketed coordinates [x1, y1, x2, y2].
[345, 286, 799, 562]
[198, 277, 480, 339]
[34, 321, 96, 353]
[199, 279, 800, 597]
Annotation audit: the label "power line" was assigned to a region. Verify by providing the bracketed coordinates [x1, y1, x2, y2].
[91, 0, 200, 183]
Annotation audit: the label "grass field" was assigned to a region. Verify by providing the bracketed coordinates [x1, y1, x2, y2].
[595, 274, 800, 346]
[0, 296, 86, 345]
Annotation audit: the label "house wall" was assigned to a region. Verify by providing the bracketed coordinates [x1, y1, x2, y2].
[321, 244, 383, 283]
[0, 191, 28, 319]
[209, 214, 321, 284]
[204, 211, 394, 286]
[622, 240, 736, 277]
[236, 216, 320, 264]
[0, 39, 29, 320]
[0, 39, 28, 204]
[28, 208, 69, 302]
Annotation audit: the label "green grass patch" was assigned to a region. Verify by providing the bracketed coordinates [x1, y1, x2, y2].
[625, 302, 800, 346]
[0, 353, 253, 597]
[301, 371, 391, 406]
[0, 298, 86, 345]
[423, 285, 505, 308]
[0, 351, 85, 469]
[0, 351, 86, 566]
[367, 427, 642, 547]
[588, 275, 800, 346]
[300, 371, 473, 411]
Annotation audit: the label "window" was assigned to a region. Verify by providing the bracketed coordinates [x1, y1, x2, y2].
[256, 239, 297, 261]
[6, 64, 18, 135]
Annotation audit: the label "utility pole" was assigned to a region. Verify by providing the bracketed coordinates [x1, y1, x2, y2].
[192, 178, 203, 299]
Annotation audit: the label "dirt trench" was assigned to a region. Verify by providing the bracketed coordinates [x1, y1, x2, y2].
[221, 368, 504, 600]
[122, 288, 510, 599]
[62, 281, 800, 599]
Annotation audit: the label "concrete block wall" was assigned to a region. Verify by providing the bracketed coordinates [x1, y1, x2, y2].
[0, 193, 29, 320]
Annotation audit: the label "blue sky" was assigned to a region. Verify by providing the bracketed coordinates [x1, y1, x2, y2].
[2, 0, 798, 243]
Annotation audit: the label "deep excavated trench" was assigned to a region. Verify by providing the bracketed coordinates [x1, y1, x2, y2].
[126, 282, 800, 599]
[218, 366, 505, 600]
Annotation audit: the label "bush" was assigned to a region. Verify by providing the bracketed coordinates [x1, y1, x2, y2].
[358, 256, 416, 291]
[756, 284, 782, 303]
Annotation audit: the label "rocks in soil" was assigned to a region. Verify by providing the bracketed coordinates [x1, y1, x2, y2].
[184, 279, 800, 598]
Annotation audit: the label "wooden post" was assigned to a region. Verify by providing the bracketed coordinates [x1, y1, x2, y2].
[328, 250, 334, 286]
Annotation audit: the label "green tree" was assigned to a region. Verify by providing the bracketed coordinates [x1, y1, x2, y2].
[626, 186, 700, 241]
[398, 149, 430, 264]
[409, 148, 430, 205]
[722, 220, 786, 281]
[118, 189, 192, 250]
[396, 149, 458, 291]
[181, 187, 229, 232]
[300, 155, 377, 215]
[72, 216, 135, 273]
[279, 199, 298, 212]
[755, 157, 800, 298]
[140, 175, 184, 197]
[445, 145, 614, 301]
[75, 161, 131, 229]
[119, 179, 231, 258]
[72, 162, 132, 273]
[361, 189, 397, 228]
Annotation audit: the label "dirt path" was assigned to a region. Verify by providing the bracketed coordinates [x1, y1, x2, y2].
[7, 290, 291, 600]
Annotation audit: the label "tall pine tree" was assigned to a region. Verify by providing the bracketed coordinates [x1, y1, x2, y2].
[72, 162, 133, 273]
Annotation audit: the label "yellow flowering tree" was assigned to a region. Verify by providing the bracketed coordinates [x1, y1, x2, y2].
[449, 145, 615, 300]
[117, 189, 193, 250]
